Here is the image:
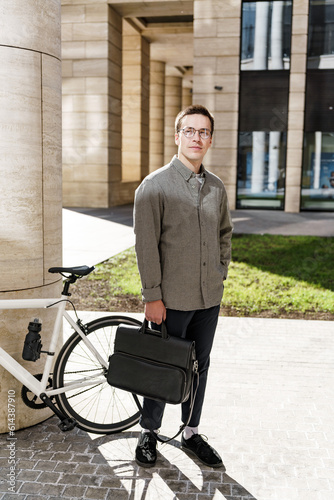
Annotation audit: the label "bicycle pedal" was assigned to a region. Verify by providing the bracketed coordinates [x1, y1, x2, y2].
[58, 417, 77, 432]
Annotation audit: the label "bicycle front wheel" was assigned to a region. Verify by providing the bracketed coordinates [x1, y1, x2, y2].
[53, 315, 142, 434]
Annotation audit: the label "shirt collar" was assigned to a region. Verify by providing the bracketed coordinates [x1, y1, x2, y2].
[171, 155, 206, 181]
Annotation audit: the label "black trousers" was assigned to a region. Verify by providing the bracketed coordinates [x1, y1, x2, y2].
[140, 304, 220, 430]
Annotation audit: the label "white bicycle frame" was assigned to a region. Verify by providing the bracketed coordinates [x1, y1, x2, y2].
[0, 297, 109, 399]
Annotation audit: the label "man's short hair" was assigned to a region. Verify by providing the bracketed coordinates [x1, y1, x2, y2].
[175, 104, 215, 135]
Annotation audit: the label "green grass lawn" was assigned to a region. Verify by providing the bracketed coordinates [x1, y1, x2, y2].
[224, 234, 334, 316]
[87, 235, 334, 318]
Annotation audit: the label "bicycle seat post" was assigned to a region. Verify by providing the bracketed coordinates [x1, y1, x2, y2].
[62, 275, 77, 297]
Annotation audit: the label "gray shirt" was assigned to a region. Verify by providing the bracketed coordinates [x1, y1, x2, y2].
[134, 156, 233, 311]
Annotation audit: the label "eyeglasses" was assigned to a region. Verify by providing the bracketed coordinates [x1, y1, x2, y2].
[178, 127, 212, 139]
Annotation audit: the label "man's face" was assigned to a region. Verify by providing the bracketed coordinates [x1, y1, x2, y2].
[175, 114, 212, 170]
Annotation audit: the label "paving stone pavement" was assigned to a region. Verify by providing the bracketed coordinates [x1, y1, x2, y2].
[1, 314, 333, 500]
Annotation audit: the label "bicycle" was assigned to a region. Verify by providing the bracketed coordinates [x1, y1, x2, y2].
[0, 266, 142, 434]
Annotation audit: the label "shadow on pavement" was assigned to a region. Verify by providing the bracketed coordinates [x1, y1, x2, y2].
[0, 417, 258, 499]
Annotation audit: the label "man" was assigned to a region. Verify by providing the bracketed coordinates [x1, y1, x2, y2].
[133, 104, 233, 468]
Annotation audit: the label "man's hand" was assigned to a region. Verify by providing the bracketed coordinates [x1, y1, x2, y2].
[145, 300, 166, 325]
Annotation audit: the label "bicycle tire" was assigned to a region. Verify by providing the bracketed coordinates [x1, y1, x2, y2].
[53, 315, 142, 434]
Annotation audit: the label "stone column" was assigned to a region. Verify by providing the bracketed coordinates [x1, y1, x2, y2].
[62, 3, 123, 207]
[164, 75, 182, 163]
[285, 0, 309, 212]
[192, 0, 241, 209]
[122, 20, 150, 182]
[271, 1, 285, 70]
[182, 67, 193, 109]
[253, 2, 270, 69]
[182, 85, 193, 109]
[251, 132, 266, 193]
[109, 6, 124, 203]
[149, 61, 165, 172]
[0, 0, 62, 431]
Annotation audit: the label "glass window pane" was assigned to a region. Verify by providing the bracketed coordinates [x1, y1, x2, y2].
[308, 0, 334, 69]
[241, 1, 292, 71]
[239, 71, 289, 131]
[304, 69, 334, 131]
[301, 132, 334, 210]
[237, 131, 286, 209]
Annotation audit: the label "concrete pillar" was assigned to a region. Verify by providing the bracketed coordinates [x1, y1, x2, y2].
[62, 3, 125, 207]
[0, 0, 62, 431]
[62, 3, 110, 207]
[251, 132, 266, 193]
[251, 3, 269, 193]
[149, 61, 165, 172]
[271, 1, 285, 70]
[164, 75, 182, 163]
[109, 6, 124, 202]
[253, 2, 270, 70]
[193, 0, 240, 209]
[268, 132, 281, 191]
[182, 67, 193, 109]
[313, 132, 322, 189]
[182, 85, 193, 109]
[122, 20, 150, 182]
[285, 0, 309, 212]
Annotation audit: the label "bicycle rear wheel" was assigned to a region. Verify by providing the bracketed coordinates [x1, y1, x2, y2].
[53, 315, 142, 434]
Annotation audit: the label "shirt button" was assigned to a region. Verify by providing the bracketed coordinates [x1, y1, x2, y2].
[203, 262, 206, 266]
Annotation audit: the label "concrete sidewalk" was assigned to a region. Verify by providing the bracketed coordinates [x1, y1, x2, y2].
[62, 207, 135, 267]
[0, 207, 333, 500]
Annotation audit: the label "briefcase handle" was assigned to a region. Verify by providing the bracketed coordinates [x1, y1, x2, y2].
[139, 319, 168, 339]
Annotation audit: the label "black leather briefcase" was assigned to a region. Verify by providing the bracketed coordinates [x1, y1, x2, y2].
[107, 320, 198, 404]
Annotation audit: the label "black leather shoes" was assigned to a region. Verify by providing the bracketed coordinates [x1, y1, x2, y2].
[135, 432, 157, 467]
[181, 434, 225, 469]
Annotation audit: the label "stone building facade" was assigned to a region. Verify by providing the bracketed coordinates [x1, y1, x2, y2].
[62, 0, 334, 213]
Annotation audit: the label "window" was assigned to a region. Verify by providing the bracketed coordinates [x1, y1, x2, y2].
[239, 71, 289, 131]
[237, 1, 291, 209]
[301, 1, 334, 211]
[301, 133, 334, 210]
[308, 0, 334, 69]
[237, 132, 287, 209]
[304, 69, 334, 131]
[241, 1, 292, 71]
